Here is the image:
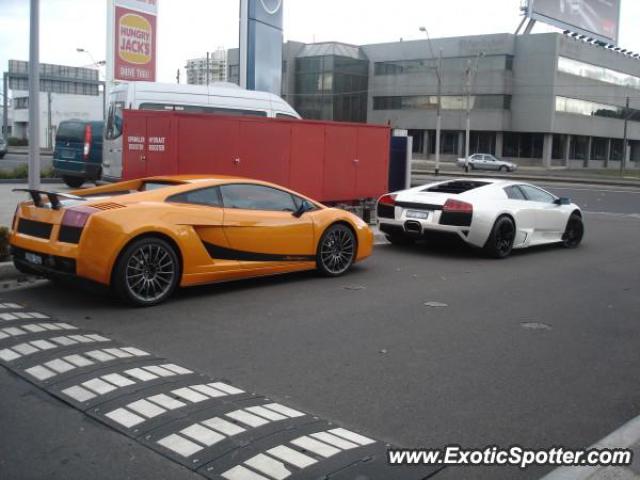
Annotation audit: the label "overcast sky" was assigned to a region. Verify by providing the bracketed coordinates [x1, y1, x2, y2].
[1, 0, 639, 84]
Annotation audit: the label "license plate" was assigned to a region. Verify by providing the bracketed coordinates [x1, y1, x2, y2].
[25, 252, 43, 265]
[61, 150, 76, 159]
[406, 210, 430, 220]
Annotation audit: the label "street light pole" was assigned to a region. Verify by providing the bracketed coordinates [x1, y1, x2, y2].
[419, 27, 442, 175]
[464, 52, 483, 168]
[620, 96, 629, 177]
[28, 0, 40, 190]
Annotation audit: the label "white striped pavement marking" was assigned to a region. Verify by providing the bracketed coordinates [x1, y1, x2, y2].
[245, 406, 287, 422]
[0, 303, 23, 309]
[50, 336, 78, 346]
[222, 466, 269, 480]
[63, 354, 94, 367]
[85, 350, 116, 362]
[44, 358, 75, 374]
[310, 431, 359, 450]
[0, 313, 19, 321]
[190, 384, 227, 398]
[0, 349, 21, 361]
[3, 327, 26, 336]
[290, 435, 341, 458]
[226, 410, 270, 428]
[13, 343, 39, 355]
[82, 378, 118, 395]
[56, 323, 77, 330]
[147, 393, 186, 410]
[202, 417, 246, 436]
[103, 348, 133, 358]
[244, 453, 291, 480]
[125, 367, 159, 382]
[23, 324, 46, 333]
[161, 363, 193, 375]
[101, 373, 135, 388]
[127, 399, 167, 419]
[120, 347, 150, 357]
[30, 339, 56, 350]
[24, 365, 56, 381]
[61, 385, 96, 402]
[0, 332, 8, 340]
[328, 428, 375, 446]
[209, 382, 244, 395]
[261, 403, 305, 418]
[171, 387, 209, 403]
[180, 424, 225, 447]
[266, 445, 317, 468]
[105, 408, 145, 428]
[157, 434, 204, 457]
[142, 365, 176, 377]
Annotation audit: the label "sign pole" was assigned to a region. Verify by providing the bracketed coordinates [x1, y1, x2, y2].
[28, 0, 40, 190]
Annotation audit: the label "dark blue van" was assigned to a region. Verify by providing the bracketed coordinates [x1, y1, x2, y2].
[53, 120, 104, 188]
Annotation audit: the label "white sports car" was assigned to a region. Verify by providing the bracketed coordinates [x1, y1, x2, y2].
[377, 179, 584, 258]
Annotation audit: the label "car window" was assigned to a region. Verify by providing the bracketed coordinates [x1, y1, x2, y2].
[519, 185, 556, 203]
[504, 185, 527, 200]
[167, 187, 223, 207]
[220, 184, 297, 212]
[470, 154, 481, 160]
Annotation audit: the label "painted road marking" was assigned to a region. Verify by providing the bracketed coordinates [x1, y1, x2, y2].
[290, 435, 341, 458]
[0, 303, 23, 309]
[60, 363, 193, 403]
[245, 453, 291, 480]
[104, 382, 245, 429]
[180, 424, 225, 447]
[266, 445, 317, 468]
[157, 434, 204, 457]
[222, 465, 270, 480]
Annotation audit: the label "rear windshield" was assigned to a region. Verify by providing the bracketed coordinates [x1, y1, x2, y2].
[56, 122, 85, 142]
[139, 181, 184, 191]
[423, 180, 490, 194]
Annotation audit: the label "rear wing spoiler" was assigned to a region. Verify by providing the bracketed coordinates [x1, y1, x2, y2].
[12, 189, 85, 210]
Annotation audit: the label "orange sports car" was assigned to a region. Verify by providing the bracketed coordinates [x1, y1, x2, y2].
[10, 176, 373, 306]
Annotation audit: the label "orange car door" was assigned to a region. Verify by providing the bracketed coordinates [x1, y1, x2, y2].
[218, 184, 315, 268]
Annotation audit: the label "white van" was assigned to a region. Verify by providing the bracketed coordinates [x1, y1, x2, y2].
[103, 81, 301, 181]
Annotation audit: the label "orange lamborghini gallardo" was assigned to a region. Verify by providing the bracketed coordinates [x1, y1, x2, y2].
[10, 176, 373, 306]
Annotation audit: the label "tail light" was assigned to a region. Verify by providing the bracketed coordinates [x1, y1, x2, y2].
[378, 194, 397, 206]
[83, 124, 92, 160]
[61, 205, 98, 229]
[443, 199, 473, 214]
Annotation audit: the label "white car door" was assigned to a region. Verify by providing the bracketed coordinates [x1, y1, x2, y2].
[518, 185, 567, 243]
[503, 185, 536, 246]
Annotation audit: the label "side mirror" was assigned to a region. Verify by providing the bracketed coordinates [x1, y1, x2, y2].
[293, 200, 314, 218]
[554, 197, 571, 206]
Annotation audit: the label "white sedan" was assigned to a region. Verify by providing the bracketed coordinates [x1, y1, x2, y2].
[377, 179, 584, 258]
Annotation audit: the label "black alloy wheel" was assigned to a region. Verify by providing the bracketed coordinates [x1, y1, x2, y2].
[317, 224, 356, 276]
[113, 237, 180, 306]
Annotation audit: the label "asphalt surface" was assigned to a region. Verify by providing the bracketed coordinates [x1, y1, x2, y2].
[1, 181, 639, 480]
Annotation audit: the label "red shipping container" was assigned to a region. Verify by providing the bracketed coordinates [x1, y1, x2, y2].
[122, 110, 390, 203]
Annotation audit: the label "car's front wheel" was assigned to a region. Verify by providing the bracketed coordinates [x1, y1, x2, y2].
[562, 213, 584, 248]
[112, 237, 180, 307]
[317, 223, 356, 276]
[484, 216, 515, 258]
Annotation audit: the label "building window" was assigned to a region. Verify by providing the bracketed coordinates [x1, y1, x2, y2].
[503, 133, 544, 159]
[373, 95, 511, 111]
[591, 137, 608, 161]
[374, 55, 514, 76]
[556, 96, 640, 122]
[558, 56, 640, 90]
[570, 136, 589, 161]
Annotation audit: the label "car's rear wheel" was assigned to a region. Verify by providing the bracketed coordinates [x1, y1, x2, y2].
[62, 175, 84, 188]
[484, 216, 515, 258]
[113, 237, 180, 306]
[385, 234, 415, 246]
[562, 213, 584, 248]
[317, 223, 356, 276]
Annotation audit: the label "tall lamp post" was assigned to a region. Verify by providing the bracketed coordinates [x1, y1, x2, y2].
[76, 48, 107, 120]
[419, 27, 442, 175]
[28, 0, 40, 190]
[464, 52, 484, 169]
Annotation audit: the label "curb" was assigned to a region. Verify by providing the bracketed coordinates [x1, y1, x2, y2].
[412, 170, 640, 189]
[7, 151, 53, 157]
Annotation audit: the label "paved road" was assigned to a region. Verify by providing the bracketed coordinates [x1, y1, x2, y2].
[1, 180, 639, 479]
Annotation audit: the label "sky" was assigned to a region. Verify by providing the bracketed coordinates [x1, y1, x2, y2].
[1, 0, 639, 84]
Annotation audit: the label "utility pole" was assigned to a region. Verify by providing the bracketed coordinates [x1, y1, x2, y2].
[419, 26, 442, 176]
[620, 96, 629, 177]
[206, 52, 210, 85]
[176, 69, 180, 84]
[47, 90, 52, 149]
[2, 73, 7, 141]
[464, 51, 484, 169]
[435, 50, 442, 176]
[28, 0, 40, 190]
